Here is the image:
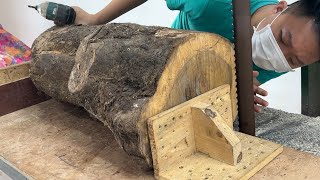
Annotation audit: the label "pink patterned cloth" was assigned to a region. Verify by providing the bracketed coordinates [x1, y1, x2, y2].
[0, 25, 31, 68]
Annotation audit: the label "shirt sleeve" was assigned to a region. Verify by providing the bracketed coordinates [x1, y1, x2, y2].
[166, 0, 186, 11]
[167, 0, 208, 20]
[253, 64, 287, 84]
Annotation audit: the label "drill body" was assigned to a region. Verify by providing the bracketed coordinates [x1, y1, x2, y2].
[29, 2, 76, 25]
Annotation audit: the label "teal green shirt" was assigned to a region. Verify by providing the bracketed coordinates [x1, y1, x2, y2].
[166, 0, 286, 84]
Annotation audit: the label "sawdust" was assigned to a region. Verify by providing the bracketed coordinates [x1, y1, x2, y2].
[256, 107, 320, 156]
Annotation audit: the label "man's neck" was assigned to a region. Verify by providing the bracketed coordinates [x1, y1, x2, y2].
[251, 5, 276, 27]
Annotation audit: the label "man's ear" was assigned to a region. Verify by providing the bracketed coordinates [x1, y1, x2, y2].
[273, 1, 288, 14]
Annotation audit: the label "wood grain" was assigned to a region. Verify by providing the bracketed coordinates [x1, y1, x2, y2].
[0, 100, 319, 179]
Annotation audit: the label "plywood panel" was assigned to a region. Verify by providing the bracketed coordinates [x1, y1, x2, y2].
[148, 86, 283, 179]
[0, 62, 30, 86]
[251, 148, 320, 180]
[162, 133, 283, 180]
[0, 100, 153, 180]
[0, 100, 319, 179]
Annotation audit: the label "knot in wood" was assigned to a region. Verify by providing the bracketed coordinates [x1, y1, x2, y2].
[204, 108, 217, 118]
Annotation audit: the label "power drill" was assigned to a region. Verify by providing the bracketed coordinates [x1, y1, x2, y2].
[28, 2, 76, 25]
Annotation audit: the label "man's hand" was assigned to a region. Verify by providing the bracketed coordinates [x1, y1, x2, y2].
[55, 6, 95, 26]
[56, 0, 147, 26]
[72, 7, 96, 25]
[253, 71, 268, 113]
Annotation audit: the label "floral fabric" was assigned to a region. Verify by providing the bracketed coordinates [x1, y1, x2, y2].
[0, 25, 31, 68]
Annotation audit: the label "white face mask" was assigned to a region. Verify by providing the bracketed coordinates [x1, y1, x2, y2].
[252, 7, 294, 73]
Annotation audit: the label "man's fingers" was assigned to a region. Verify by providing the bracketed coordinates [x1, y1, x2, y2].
[254, 95, 269, 107]
[254, 95, 268, 113]
[254, 85, 268, 96]
[252, 71, 267, 113]
[254, 104, 262, 113]
[253, 83, 268, 96]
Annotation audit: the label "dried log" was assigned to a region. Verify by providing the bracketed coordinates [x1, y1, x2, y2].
[30, 23, 237, 167]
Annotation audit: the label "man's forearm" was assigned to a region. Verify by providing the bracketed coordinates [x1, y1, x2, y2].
[93, 0, 147, 25]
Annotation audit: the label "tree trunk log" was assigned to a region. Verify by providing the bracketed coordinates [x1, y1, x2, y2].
[30, 23, 237, 168]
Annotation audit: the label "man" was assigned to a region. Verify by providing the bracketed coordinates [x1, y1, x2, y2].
[68, 0, 320, 112]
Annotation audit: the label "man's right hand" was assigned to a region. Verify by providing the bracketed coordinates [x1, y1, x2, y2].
[253, 71, 269, 113]
[56, 0, 147, 26]
[72, 7, 96, 25]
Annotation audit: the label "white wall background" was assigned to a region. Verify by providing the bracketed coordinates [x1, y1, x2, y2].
[0, 0, 301, 113]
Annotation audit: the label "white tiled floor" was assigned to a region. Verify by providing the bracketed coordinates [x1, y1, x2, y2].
[0, 170, 12, 180]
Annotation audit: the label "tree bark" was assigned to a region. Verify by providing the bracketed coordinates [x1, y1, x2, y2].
[30, 23, 237, 168]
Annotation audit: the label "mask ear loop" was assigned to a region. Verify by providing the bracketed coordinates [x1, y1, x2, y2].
[270, 7, 294, 72]
[254, 7, 288, 31]
[271, 7, 289, 25]
[254, 18, 266, 31]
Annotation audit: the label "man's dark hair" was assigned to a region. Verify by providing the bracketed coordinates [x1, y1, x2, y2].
[286, 0, 320, 42]
[287, 0, 320, 23]
[286, 0, 320, 63]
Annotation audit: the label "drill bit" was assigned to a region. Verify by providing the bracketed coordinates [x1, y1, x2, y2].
[28, 5, 38, 11]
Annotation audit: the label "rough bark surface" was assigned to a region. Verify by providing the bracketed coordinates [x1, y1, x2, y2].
[30, 23, 236, 167]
